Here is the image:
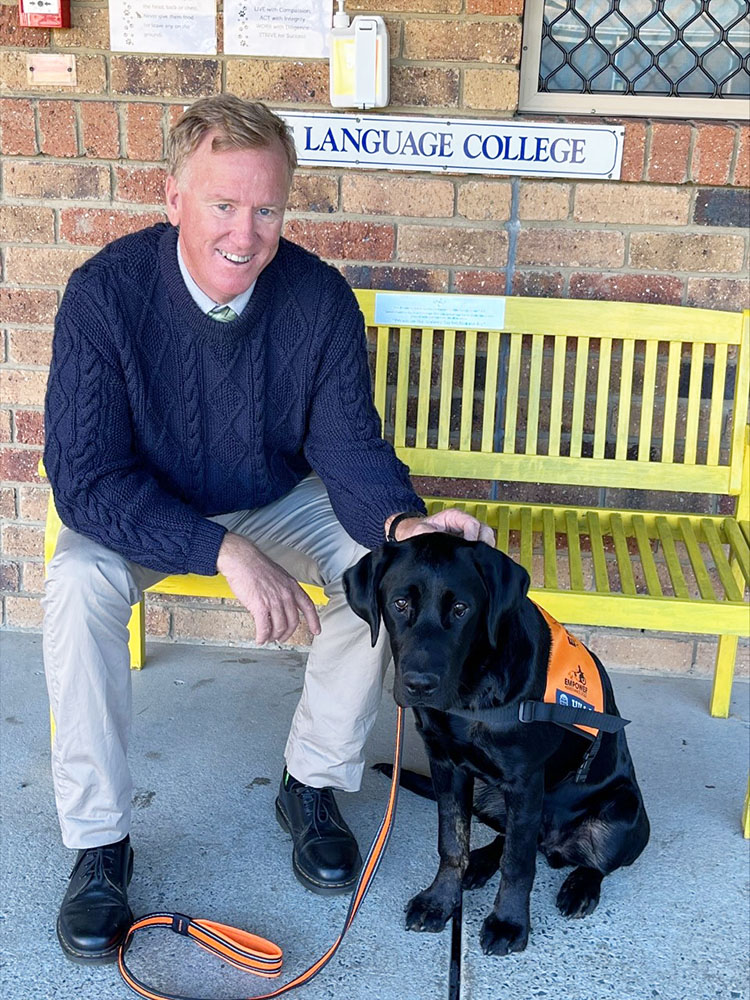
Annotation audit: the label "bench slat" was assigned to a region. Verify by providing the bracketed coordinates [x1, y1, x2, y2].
[373, 326, 389, 427]
[701, 519, 744, 603]
[395, 329, 411, 449]
[685, 342, 705, 466]
[565, 510, 585, 592]
[548, 337, 566, 457]
[615, 340, 635, 462]
[707, 343, 728, 467]
[610, 512, 637, 595]
[656, 517, 690, 599]
[437, 330, 455, 450]
[723, 518, 750, 585]
[461, 331, 477, 451]
[638, 340, 658, 462]
[497, 506, 510, 554]
[503, 334, 521, 453]
[481, 332, 500, 453]
[662, 341, 682, 464]
[526, 334, 544, 455]
[587, 511, 610, 593]
[520, 507, 533, 575]
[632, 514, 664, 597]
[678, 517, 717, 601]
[416, 328, 433, 450]
[570, 336, 589, 459]
[542, 508, 558, 589]
[593, 338, 612, 460]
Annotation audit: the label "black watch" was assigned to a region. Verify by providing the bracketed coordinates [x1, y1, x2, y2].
[386, 511, 425, 543]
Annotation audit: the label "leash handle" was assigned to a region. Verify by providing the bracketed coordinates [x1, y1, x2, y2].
[118, 705, 405, 1000]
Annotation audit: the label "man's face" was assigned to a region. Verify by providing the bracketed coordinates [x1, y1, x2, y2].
[165, 133, 291, 304]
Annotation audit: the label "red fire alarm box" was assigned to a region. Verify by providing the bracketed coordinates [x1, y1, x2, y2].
[19, 0, 71, 28]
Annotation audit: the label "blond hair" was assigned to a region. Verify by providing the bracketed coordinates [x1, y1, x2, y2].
[167, 94, 297, 181]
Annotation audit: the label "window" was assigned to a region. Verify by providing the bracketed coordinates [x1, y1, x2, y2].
[519, 0, 750, 120]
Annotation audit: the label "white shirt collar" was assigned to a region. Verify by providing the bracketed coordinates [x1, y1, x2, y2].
[176, 239, 255, 317]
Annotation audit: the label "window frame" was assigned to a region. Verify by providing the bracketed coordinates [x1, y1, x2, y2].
[518, 0, 750, 121]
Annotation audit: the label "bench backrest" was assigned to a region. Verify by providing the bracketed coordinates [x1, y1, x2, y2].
[353, 291, 750, 498]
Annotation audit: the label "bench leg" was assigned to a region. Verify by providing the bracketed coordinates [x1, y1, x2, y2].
[743, 777, 750, 840]
[709, 634, 737, 718]
[128, 598, 146, 671]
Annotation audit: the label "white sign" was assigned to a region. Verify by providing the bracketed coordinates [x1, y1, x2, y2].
[109, 0, 216, 54]
[224, 0, 330, 57]
[282, 113, 624, 179]
[375, 292, 506, 331]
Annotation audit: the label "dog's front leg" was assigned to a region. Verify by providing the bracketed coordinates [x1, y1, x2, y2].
[405, 760, 473, 934]
[480, 770, 544, 956]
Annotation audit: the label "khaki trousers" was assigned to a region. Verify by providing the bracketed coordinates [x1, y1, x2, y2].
[42, 474, 391, 849]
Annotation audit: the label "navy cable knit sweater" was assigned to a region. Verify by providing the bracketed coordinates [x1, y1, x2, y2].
[44, 224, 424, 575]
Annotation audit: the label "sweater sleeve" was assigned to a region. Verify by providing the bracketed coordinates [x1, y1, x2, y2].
[302, 278, 426, 550]
[44, 274, 227, 575]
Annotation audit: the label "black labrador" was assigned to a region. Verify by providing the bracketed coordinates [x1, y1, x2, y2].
[343, 533, 649, 956]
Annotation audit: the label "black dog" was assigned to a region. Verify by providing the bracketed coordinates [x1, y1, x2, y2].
[344, 534, 649, 956]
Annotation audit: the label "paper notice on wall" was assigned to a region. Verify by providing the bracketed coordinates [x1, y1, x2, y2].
[224, 0, 330, 57]
[109, 0, 217, 54]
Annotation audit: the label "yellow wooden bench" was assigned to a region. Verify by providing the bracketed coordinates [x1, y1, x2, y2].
[42, 293, 749, 723]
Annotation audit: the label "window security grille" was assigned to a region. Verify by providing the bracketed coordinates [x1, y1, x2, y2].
[519, 0, 750, 120]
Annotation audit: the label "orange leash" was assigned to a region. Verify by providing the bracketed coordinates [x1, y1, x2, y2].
[118, 705, 405, 1000]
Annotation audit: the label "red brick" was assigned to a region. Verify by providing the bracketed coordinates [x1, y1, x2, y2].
[691, 124, 735, 186]
[0, 409, 10, 442]
[8, 329, 53, 366]
[618, 121, 646, 182]
[4, 161, 109, 200]
[686, 278, 750, 313]
[340, 265, 448, 292]
[453, 271, 507, 295]
[37, 100, 78, 157]
[60, 208, 166, 246]
[80, 101, 120, 159]
[0, 288, 57, 325]
[4, 246, 92, 285]
[0, 561, 20, 593]
[467, 0, 523, 11]
[733, 126, 749, 188]
[0, 5, 50, 46]
[111, 57, 221, 98]
[283, 220, 395, 261]
[0, 99, 37, 155]
[647, 123, 691, 184]
[14, 411, 44, 446]
[0, 448, 42, 483]
[126, 103, 164, 161]
[114, 165, 167, 204]
[0, 488, 16, 518]
[569, 272, 684, 306]
[511, 272, 565, 297]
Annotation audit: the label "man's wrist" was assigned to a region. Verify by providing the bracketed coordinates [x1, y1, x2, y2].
[385, 511, 425, 543]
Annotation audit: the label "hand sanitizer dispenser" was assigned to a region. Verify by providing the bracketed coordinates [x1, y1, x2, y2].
[329, 1, 389, 110]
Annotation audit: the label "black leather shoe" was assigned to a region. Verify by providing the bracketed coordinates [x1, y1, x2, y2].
[56, 836, 134, 964]
[275, 769, 362, 895]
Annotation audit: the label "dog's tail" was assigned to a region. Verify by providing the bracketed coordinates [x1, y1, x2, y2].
[371, 763, 436, 801]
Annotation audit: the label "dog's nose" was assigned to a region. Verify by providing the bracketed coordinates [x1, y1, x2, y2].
[401, 672, 440, 699]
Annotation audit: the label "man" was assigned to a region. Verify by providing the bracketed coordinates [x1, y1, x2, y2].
[42, 94, 494, 964]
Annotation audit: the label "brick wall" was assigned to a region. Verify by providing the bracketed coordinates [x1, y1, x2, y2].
[1, 0, 748, 668]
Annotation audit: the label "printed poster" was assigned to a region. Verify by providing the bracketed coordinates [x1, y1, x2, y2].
[109, 0, 217, 55]
[224, 0, 330, 58]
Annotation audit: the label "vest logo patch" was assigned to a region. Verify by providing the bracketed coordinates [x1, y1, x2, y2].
[555, 689, 594, 713]
[564, 665, 589, 696]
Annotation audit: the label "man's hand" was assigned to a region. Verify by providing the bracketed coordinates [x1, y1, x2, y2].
[216, 532, 321, 644]
[384, 508, 496, 547]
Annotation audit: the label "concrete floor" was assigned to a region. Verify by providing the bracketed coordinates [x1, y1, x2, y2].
[1, 630, 748, 1000]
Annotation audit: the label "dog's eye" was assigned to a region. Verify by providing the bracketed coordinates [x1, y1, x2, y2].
[453, 602, 469, 618]
[393, 598, 409, 613]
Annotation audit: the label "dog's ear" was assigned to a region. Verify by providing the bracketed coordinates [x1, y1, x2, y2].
[471, 544, 530, 648]
[343, 546, 395, 646]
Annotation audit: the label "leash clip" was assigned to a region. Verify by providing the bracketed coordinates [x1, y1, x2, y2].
[170, 913, 192, 936]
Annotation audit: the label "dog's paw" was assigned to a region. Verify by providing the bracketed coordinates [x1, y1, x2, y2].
[404, 891, 456, 933]
[556, 866, 603, 919]
[479, 913, 529, 956]
[462, 841, 503, 891]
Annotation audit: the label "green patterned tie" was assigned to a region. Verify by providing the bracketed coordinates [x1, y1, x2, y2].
[208, 305, 238, 322]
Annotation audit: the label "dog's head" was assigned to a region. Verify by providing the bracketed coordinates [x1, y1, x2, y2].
[343, 533, 530, 710]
